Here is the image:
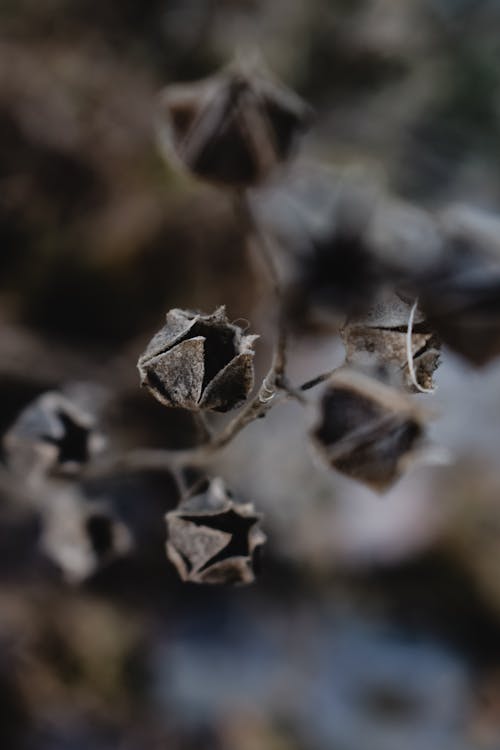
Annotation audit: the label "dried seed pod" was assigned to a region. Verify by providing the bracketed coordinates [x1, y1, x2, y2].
[312, 369, 426, 492]
[157, 63, 312, 187]
[367, 198, 444, 281]
[3, 391, 105, 481]
[166, 478, 265, 584]
[138, 307, 258, 412]
[40, 487, 132, 584]
[342, 292, 441, 392]
[268, 169, 385, 324]
[417, 205, 500, 366]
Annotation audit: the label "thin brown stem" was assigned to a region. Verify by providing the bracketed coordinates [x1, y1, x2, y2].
[73, 367, 336, 478]
[299, 369, 335, 392]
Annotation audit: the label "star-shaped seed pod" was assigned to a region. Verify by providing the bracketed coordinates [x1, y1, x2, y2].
[138, 307, 258, 412]
[341, 292, 441, 393]
[166, 478, 266, 584]
[3, 391, 105, 481]
[156, 62, 312, 187]
[311, 369, 427, 492]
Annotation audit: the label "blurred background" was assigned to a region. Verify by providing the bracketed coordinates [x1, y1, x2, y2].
[2, 1, 500, 748]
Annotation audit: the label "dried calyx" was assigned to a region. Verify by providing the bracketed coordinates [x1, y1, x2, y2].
[342, 292, 441, 393]
[138, 306, 258, 413]
[166, 477, 265, 584]
[157, 61, 312, 187]
[312, 369, 427, 492]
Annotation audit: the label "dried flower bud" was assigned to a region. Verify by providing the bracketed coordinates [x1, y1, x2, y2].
[40, 487, 132, 584]
[342, 292, 441, 392]
[157, 63, 312, 187]
[138, 307, 257, 412]
[3, 391, 105, 481]
[166, 478, 266, 584]
[312, 369, 426, 492]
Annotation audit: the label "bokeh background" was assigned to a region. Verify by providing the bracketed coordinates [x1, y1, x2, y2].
[2, 1, 500, 748]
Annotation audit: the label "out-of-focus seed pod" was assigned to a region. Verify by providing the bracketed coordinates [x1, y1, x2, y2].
[40, 486, 132, 584]
[138, 307, 258, 412]
[311, 369, 426, 492]
[157, 63, 312, 187]
[166, 478, 265, 584]
[367, 198, 444, 281]
[416, 205, 500, 367]
[3, 391, 105, 482]
[342, 292, 441, 392]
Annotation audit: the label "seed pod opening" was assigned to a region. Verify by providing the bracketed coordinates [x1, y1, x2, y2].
[157, 64, 312, 187]
[138, 307, 257, 412]
[3, 391, 105, 480]
[166, 478, 265, 585]
[312, 369, 426, 492]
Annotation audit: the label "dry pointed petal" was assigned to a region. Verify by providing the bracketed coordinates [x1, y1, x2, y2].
[139, 308, 200, 363]
[199, 351, 255, 412]
[166, 517, 230, 580]
[141, 337, 205, 409]
[312, 369, 426, 492]
[196, 556, 257, 585]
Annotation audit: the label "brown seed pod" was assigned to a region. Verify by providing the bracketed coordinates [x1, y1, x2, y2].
[342, 292, 441, 393]
[311, 369, 427, 492]
[138, 307, 258, 413]
[419, 266, 500, 367]
[40, 487, 132, 584]
[157, 63, 312, 187]
[166, 478, 266, 585]
[3, 391, 105, 481]
[417, 205, 500, 366]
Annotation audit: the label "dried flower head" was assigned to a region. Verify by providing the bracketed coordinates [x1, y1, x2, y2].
[166, 478, 266, 584]
[312, 369, 426, 492]
[279, 171, 384, 323]
[3, 391, 105, 481]
[342, 292, 441, 392]
[157, 62, 312, 187]
[138, 307, 258, 412]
